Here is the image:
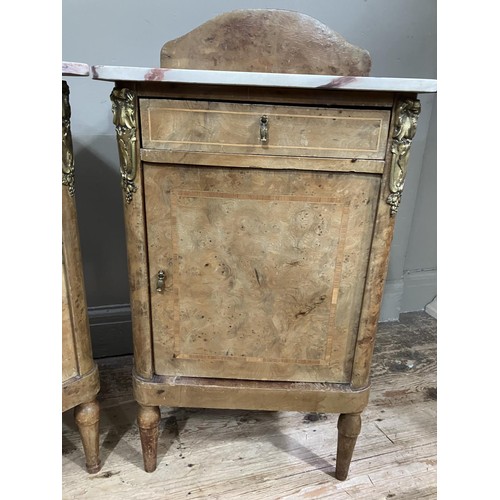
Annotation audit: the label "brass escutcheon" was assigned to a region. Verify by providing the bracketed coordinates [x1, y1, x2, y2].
[156, 270, 166, 292]
[259, 115, 269, 143]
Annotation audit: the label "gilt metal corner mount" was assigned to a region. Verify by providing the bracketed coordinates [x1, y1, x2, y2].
[111, 88, 138, 204]
[62, 81, 75, 196]
[387, 98, 421, 216]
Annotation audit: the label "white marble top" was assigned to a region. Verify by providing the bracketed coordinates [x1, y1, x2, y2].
[62, 61, 90, 77]
[91, 65, 436, 93]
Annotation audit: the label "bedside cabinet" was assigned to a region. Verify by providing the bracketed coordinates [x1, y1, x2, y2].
[62, 62, 101, 474]
[93, 11, 436, 480]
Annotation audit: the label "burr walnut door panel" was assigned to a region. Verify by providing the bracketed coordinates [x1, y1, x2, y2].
[144, 164, 381, 383]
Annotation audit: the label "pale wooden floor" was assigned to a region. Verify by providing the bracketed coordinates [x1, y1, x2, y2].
[62, 311, 437, 499]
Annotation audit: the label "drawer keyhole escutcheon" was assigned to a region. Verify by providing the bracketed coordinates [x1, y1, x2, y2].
[259, 115, 269, 143]
[156, 270, 166, 292]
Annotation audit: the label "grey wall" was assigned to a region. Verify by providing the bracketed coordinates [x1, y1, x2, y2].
[62, 0, 436, 356]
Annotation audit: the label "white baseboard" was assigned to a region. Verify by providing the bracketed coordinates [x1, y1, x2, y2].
[425, 296, 437, 319]
[401, 269, 437, 313]
[88, 304, 133, 358]
[379, 280, 404, 322]
[379, 269, 436, 322]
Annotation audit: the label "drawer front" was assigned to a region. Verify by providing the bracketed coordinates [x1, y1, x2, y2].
[140, 99, 390, 160]
[144, 164, 380, 384]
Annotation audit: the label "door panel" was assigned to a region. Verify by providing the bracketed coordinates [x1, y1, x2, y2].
[144, 164, 380, 383]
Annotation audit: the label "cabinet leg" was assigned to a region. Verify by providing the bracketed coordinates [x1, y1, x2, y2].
[74, 399, 101, 474]
[335, 412, 362, 481]
[138, 404, 161, 472]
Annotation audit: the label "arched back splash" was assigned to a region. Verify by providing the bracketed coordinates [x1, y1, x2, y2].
[160, 9, 371, 75]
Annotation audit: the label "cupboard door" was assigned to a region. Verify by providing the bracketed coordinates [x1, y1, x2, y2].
[144, 164, 380, 383]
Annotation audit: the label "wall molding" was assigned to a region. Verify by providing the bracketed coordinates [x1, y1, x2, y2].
[425, 296, 437, 319]
[401, 269, 437, 314]
[379, 269, 437, 323]
[88, 304, 133, 358]
[379, 280, 405, 322]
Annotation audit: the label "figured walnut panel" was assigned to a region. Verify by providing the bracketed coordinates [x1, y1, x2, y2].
[62, 187, 94, 377]
[144, 165, 380, 383]
[62, 261, 78, 382]
[160, 9, 371, 76]
[140, 99, 390, 160]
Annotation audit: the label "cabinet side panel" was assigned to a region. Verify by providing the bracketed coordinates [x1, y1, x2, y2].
[351, 97, 401, 389]
[62, 261, 78, 381]
[123, 186, 154, 379]
[111, 86, 155, 379]
[121, 170, 154, 379]
[62, 186, 94, 375]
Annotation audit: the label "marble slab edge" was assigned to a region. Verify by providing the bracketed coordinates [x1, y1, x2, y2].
[91, 65, 437, 93]
[63, 61, 90, 77]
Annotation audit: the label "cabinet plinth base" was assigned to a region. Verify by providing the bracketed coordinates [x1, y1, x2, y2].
[62, 365, 100, 413]
[133, 372, 368, 476]
[132, 372, 369, 414]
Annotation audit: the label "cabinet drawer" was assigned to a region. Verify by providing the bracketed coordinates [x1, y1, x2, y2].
[140, 99, 390, 160]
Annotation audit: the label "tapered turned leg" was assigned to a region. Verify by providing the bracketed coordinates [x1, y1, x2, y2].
[335, 412, 362, 481]
[74, 399, 101, 474]
[138, 404, 161, 472]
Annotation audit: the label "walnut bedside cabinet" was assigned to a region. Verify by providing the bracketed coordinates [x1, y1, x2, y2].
[62, 62, 101, 474]
[92, 10, 436, 480]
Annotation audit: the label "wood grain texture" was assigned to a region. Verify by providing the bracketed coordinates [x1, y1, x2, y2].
[137, 405, 161, 472]
[62, 186, 94, 377]
[133, 374, 369, 414]
[62, 263, 78, 381]
[350, 95, 412, 389]
[335, 413, 362, 480]
[140, 99, 390, 160]
[62, 80, 101, 474]
[116, 85, 154, 379]
[110, 25, 426, 478]
[62, 174, 100, 412]
[62, 365, 100, 413]
[136, 83, 395, 108]
[62, 312, 437, 499]
[140, 150, 385, 174]
[144, 165, 379, 383]
[160, 10, 371, 76]
[74, 399, 102, 474]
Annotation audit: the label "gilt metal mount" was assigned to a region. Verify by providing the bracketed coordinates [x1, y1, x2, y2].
[111, 88, 138, 204]
[62, 81, 75, 196]
[387, 98, 421, 216]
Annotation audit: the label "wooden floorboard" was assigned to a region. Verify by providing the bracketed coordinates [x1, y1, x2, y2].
[62, 311, 437, 499]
